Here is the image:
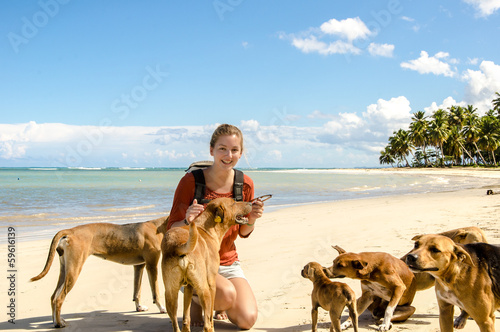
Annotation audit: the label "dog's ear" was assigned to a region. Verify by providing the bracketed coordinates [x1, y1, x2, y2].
[351, 259, 367, 270]
[307, 266, 316, 279]
[323, 266, 334, 278]
[332, 245, 346, 255]
[411, 234, 423, 241]
[215, 204, 225, 223]
[454, 245, 474, 266]
[353, 259, 374, 276]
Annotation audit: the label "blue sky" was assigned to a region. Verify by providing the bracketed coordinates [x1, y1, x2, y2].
[1, 0, 500, 168]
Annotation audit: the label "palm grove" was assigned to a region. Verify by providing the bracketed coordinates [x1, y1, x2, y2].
[380, 92, 500, 167]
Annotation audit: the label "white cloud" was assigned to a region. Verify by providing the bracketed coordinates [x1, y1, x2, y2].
[401, 51, 457, 77]
[291, 36, 361, 55]
[308, 110, 335, 119]
[424, 97, 466, 114]
[368, 43, 395, 57]
[320, 17, 372, 41]
[462, 60, 500, 113]
[463, 0, 500, 17]
[363, 96, 413, 132]
[283, 16, 383, 56]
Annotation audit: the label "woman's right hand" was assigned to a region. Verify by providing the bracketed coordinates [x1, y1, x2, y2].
[185, 199, 204, 223]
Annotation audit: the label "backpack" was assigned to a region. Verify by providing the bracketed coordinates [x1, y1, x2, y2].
[185, 161, 244, 204]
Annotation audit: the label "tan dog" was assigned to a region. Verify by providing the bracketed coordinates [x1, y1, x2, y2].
[401, 226, 488, 329]
[325, 250, 417, 331]
[161, 197, 252, 332]
[406, 234, 500, 332]
[31, 217, 167, 328]
[302, 262, 358, 332]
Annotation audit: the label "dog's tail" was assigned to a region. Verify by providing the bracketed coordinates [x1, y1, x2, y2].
[176, 222, 198, 256]
[30, 230, 70, 282]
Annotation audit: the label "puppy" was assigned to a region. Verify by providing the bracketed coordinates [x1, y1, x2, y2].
[325, 250, 417, 331]
[302, 262, 358, 332]
[161, 197, 252, 332]
[31, 217, 167, 328]
[406, 234, 500, 332]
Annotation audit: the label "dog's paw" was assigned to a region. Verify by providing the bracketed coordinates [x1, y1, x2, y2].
[159, 305, 167, 314]
[54, 319, 67, 328]
[341, 320, 352, 330]
[454, 316, 467, 329]
[378, 323, 392, 331]
[136, 304, 149, 312]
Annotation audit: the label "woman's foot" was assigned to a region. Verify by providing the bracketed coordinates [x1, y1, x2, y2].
[215, 311, 228, 320]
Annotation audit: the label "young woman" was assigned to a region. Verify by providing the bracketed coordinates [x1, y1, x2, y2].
[167, 124, 264, 329]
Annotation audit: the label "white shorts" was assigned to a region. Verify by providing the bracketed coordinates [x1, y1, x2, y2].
[218, 261, 246, 280]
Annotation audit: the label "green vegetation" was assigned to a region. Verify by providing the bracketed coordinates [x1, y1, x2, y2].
[380, 92, 500, 167]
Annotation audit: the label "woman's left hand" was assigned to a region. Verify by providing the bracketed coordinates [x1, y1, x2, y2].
[249, 199, 264, 221]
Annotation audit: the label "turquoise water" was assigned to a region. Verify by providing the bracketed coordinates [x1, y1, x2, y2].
[0, 167, 495, 242]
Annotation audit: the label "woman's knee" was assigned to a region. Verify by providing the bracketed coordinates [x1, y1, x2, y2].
[235, 308, 258, 330]
[215, 283, 237, 308]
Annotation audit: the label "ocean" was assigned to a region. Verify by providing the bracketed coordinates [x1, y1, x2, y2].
[1, 167, 496, 243]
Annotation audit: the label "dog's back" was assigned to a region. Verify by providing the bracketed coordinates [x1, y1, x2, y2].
[464, 243, 500, 300]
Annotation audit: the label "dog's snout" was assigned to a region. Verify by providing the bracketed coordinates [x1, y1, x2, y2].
[406, 253, 417, 265]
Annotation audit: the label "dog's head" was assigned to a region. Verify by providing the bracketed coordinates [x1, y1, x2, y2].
[324, 252, 369, 279]
[199, 197, 252, 236]
[405, 234, 474, 277]
[438, 226, 487, 244]
[301, 262, 325, 281]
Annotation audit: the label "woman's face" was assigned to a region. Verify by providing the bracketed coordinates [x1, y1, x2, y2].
[210, 134, 242, 169]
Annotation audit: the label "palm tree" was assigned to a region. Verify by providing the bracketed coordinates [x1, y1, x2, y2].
[409, 111, 429, 166]
[444, 127, 465, 165]
[379, 146, 396, 166]
[492, 92, 500, 114]
[429, 109, 450, 166]
[462, 105, 486, 165]
[478, 115, 500, 165]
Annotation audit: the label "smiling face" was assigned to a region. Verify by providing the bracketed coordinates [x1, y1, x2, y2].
[210, 134, 242, 170]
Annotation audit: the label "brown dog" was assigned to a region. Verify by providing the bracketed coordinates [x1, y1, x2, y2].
[406, 234, 500, 332]
[400, 226, 488, 328]
[31, 217, 167, 328]
[302, 262, 358, 332]
[161, 197, 252, 332]
[325, 250, 417, 331]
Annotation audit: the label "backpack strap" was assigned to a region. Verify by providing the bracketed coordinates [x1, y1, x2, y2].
[192, 168, 245, 203]
[233, 169, 244, 202]
[192, 169, 211, 204]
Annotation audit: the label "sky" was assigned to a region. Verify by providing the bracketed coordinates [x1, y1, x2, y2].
[1, 0, 500, 168]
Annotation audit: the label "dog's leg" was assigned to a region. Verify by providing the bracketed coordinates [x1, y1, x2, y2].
[346, 299, 359, 332]
[133, 264, 147, 312]
[51, 254, 67, 328]
[329, 306, 343, 332]
[182, 285, 194, 332]
[51, 240, 87, 328]
[311, 305, 318, 332]
[145, 260, 166, 313]
[197, 288, 214, 332]
[437, 300, 455, 332]
[165, 285, 181, 332]
[341, 291, 372, 330]
[474, 315, 495, 332]
[453, 309, 469, 329]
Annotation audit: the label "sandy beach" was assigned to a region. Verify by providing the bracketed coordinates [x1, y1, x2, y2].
[2, 168, 500, 332]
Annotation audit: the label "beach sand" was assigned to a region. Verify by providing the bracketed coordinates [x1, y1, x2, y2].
[2, 169, 500, 332]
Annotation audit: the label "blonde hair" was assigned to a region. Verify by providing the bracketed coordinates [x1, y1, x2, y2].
[210, 124, 244, 151]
